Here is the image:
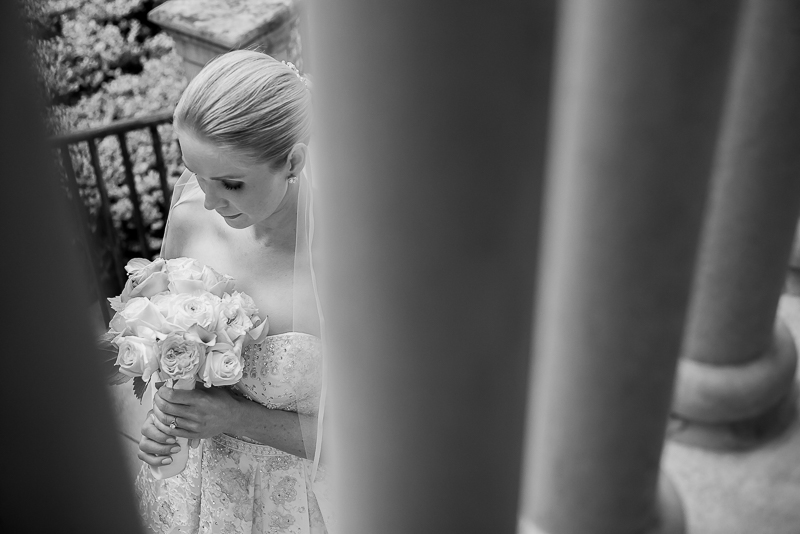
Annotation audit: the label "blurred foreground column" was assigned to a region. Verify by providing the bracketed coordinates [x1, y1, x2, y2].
[670, 0, 800, 450]
[310, 0, 555, 532]
[1, 2, 143, 533]
[518, 2, 740, 534]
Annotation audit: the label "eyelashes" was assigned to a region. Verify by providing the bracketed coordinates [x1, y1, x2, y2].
[193, 173, 243, 192]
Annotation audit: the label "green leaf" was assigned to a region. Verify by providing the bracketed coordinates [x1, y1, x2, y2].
[108, 371, 133, 386]
[133, 376, 149, 404]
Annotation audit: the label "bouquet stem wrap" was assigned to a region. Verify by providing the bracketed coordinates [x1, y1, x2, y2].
[149, 377, 196, 480]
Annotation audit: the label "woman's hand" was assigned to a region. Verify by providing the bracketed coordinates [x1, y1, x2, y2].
[137, 410, 181, 467]
[152, 383, 242, 442]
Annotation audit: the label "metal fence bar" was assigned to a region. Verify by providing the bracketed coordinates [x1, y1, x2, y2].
[87, 138, 126, 289]
[52, 110, 175, 305]
[116, 132, 150, 257]
[52, 109, 174, 145]
[149, 124, 172, 216]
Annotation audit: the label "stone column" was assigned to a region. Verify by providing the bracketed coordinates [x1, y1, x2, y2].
[148, 0, 303, 80]
[517, 2, 741, 534]
[310, 0, 555, 532]
[670, 0, 800, 450]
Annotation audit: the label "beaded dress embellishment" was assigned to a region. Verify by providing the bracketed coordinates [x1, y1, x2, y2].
[234, 333, 322, 416]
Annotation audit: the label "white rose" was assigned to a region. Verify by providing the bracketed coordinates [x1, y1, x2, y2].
[165, 257, 204, 279]
[149, 293, 173, 318]
[200, 343, 243, 387]
[202, 265, 236, 297]
[126, 257, 167, 284]
[118, 270, 169, 303]
[164, 293, 221, 332]
[227, 291, 258, 317]
[110, 297, 169, 337]
[218, 292, 269, 341]
[164, 257, 236, 296]
[166, 257, 207, 293]
[115, 335, 159, 380]
[218, 308, 254, 340]
[199, 264, 224, 287]
[159, 333, 205, 380]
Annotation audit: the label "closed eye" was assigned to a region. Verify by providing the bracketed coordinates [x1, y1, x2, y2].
[183, 161, 245, 188]
[190, 171, 243, 192]
[222, 181, 243, 191]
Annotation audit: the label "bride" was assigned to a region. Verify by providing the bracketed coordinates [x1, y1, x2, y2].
[134, 50, 330, 534]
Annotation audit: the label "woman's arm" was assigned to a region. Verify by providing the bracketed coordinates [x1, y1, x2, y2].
[229, 394, 316, 458]
[152, 385, 316, 459]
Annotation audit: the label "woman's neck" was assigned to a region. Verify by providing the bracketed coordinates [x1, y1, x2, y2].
[248, 181, 299, 248]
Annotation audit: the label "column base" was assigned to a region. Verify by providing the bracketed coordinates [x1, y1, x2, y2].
[671, 319, 797, 451]
[667, 382, 797, 450]
[517, 472, 685, 534]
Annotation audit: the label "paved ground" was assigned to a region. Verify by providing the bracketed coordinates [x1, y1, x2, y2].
[663, 294, 800, 534]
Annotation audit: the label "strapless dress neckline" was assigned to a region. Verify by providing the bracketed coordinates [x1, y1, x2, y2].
[264, 331, 320, 339]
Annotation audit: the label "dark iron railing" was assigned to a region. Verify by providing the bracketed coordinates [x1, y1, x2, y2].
[51, 110, 175, 326]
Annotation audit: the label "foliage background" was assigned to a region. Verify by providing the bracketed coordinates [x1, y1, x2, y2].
[21, 0, 189, 295]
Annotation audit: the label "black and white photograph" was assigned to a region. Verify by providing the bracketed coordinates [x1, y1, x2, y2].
[2, 1, 800, 533]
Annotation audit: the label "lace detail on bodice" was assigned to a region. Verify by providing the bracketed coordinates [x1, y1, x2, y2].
[233, 332, 322, 417]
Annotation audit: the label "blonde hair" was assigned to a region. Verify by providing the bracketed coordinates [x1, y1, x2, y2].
[174, 50, 311, 168]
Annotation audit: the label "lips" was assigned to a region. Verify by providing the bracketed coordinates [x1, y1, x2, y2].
[219, 212, 241, 219]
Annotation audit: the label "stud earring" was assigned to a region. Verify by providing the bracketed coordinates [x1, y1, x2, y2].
[287, 175, 298, 184]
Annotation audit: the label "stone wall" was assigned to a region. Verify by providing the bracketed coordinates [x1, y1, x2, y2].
[148, 0, 302, 80]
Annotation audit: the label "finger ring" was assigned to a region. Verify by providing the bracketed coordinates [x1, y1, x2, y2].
[169, 418, 178, 430]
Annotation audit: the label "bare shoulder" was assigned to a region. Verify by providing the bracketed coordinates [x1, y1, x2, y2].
[161, 191, 222, 259]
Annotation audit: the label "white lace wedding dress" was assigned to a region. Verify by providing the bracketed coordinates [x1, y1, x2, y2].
[134, 173, 331, 534]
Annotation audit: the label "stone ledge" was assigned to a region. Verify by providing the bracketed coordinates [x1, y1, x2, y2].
[667, 384, 798, 451]
[148, 0, 297, 49]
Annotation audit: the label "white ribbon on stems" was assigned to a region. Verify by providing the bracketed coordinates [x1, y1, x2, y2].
[148, 376, 196, 480]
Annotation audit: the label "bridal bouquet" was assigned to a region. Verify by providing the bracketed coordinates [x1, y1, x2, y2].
[99, 256, 269, 479]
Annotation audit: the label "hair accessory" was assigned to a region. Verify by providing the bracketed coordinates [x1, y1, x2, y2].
[288, 175, 298, 184]
[282, 60, 310, 88]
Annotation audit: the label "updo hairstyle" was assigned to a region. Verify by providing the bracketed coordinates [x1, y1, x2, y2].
[173, 50, 311, 169]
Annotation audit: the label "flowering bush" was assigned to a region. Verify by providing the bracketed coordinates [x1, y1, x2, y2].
[21, 0, 188, 294]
